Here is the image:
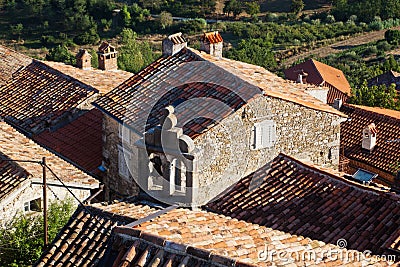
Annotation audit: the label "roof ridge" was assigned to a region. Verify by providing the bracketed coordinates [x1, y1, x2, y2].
[279, 153, 400, 198]
[345, 103, 400, 120]
[34, 60, 99, 93]
[113, 226, 255, 266]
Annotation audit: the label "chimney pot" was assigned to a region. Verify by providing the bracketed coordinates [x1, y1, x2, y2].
[76, 49, 92, 70]
[200, 31, 223, 58]
[162, 32, 187, 56]
[362, 123, 377, 152]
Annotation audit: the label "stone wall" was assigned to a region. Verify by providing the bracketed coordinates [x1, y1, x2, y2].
[193, 95, 342, 204]
[102, 114, 140, 200]
[102, 96, 343, 204]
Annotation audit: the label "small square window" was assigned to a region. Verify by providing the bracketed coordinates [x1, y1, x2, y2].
[24, 198, 42, 212]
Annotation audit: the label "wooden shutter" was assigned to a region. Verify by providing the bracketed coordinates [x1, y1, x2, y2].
[254, 120, 276, 149]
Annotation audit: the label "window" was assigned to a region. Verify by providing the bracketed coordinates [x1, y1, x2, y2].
[24, 198, 41, 212]
[253, 120, 276, 150]
[118, 146, 132, 179]
[119, 123, 131, 144]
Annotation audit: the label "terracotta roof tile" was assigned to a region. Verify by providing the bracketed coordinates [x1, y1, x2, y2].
[94, 48, 345, 139]
[284, 59, 352, 98]
[195, 51, 345, 117]
[114, 207, 388, 266]
[340, 103, 400, 177]
[206, 153, 400, 256]
[0, 154, 30, 202]
[0, 45, 31, 86]
[44, 61, 132, 94]
[33, 109, 103, 176]
[35, 202, 159, 267]
[202, 31, 223, 44]
[0, 121, 98, 187]
[0, 60, 98, 134]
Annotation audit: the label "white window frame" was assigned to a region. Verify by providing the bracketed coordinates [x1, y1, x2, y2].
[119, 123, 131, 144]
[24, 198, 42, 213]
[118, 145, 132, 179]
[253, 120, 277, 150]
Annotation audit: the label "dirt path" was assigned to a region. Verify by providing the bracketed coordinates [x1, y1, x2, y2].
[282, 26, 400, 67]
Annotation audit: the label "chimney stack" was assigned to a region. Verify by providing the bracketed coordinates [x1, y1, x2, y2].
[362, 123, 378, 152]
[162, 32, 187, 56]
[97, 41, 118, 71]
[76, 49, 92, 70]
[200, 31, 223, 58]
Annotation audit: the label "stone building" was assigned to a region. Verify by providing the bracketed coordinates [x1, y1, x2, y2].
[97, 41, 118, 71]
[76, 49, 92, 70]
[284, 59, 351, 104]
[93, 34, 346, 205]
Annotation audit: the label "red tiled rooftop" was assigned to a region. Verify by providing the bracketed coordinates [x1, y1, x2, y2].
[35, 202, 159, 267]
[33, 109, 103, 176]
[284, 59, 352, 103]
[0, 121, 98, 187]
[44, 61, 132, 94]
[0, 45, 31, 86]
[206, 153, 400, 256]
[0, 155, 30, 202]
[340, 103, 400, 178]
[0, 60, 98, 134]
[94, 48, 344, 139]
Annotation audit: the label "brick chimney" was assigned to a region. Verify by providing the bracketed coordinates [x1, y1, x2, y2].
[76, 49, 92, 70]
[200, 31, 223, 58]
[362, 123, 377, 152]
[162, 32, 187, 56]
[97, 41, 118, 71]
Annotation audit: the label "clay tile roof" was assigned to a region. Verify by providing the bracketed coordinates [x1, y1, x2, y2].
[0, 60, 98, 134]
[0, 45, 32, 86]
[33, 109, 103, 176]
[206, 153, 400, 256]
[203, 31, 223, 44]
[94, 48, 344, 138]
[0, 121, 98, 187]
[42, 61, 132, 95]
[340, 103, 400, 176]
[196, 51, 345, 117]
[121, 207, 387, 266]
[35, 202, 159, 267]
[0, 154, 30, 202]
[284, 59, 352, 103]
[168, 32, 187, 44]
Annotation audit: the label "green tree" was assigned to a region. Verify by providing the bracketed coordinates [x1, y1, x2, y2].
[0, 199, 75, 266]
[224, 0, 242, 18]
[118, 28, 157, 73]
[159, 11, 173, 29]
[291, 0, 304, 15]
[46, 45, 76, 65]
[246, 2, 260, 17]
[10, 23, 23, 41]
[385, 29, 400, 45]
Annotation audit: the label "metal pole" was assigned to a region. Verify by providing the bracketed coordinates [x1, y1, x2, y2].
[42, 157, 48, 249]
